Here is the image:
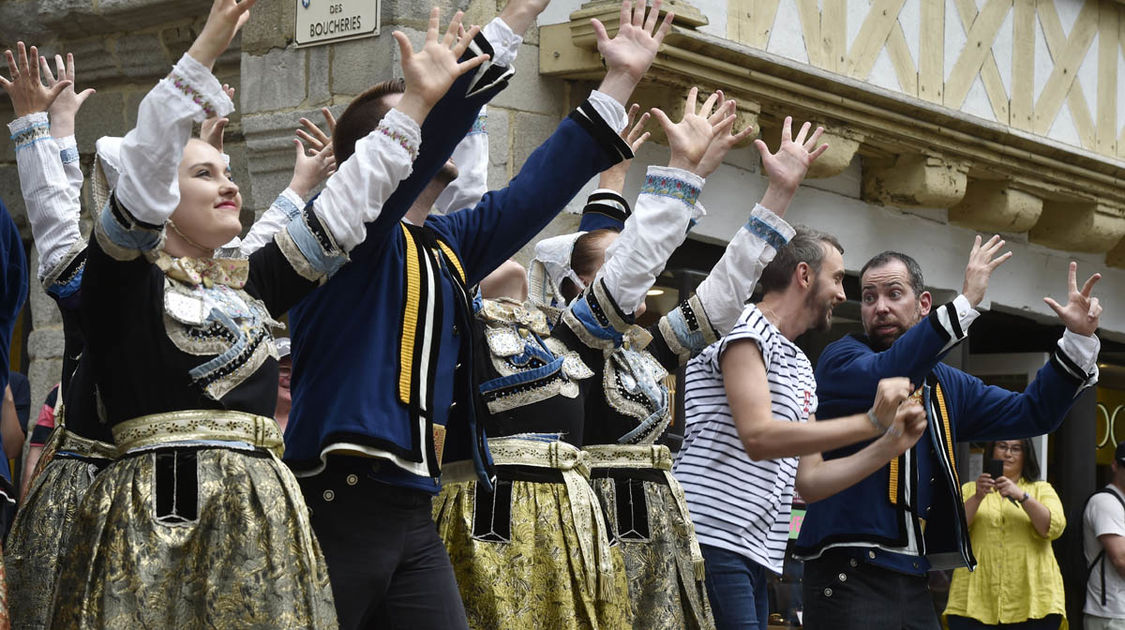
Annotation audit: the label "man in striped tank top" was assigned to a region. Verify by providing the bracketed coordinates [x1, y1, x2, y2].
[673, 228, 929, 630]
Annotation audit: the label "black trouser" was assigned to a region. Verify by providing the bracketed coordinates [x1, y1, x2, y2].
[802, 550, 941, 630]
[299, 461, 469, 630]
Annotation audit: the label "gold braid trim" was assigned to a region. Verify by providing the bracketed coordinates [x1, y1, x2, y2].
[399, 224, 421, 406]
[935, 383, 959, 487]
[112, 409, 283, 459]
[435, 240, 465, 283]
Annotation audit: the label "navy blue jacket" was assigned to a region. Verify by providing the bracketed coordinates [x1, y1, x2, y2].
[794, 303, 1092, 571]
[284, 68, 631, 493]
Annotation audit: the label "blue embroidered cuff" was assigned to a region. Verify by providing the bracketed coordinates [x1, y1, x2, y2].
[95, 196, 164, 260]
[640, 169, 702, 208]
[746, 204, 794, 251]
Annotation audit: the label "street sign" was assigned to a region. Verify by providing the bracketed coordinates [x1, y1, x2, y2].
[295, 0, 380, 48]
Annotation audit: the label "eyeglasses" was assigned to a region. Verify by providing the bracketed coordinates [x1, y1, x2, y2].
[994, 444, 1024, 455]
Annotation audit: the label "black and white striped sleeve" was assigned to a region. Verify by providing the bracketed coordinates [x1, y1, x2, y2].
[1051, 329, 1100, 387]
[927, 294, 979, 354]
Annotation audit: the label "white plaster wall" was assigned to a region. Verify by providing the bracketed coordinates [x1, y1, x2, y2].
[613, 146, 1125, 340]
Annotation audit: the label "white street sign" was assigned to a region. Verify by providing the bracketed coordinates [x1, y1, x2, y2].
[295, 0, 380, 47]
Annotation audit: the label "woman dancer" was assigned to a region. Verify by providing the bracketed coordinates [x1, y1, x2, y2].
[433, 78, 749, 628]
[2, 45, 336, 629]
[47, 1, 488, 625]
[522, 114, 834, 629]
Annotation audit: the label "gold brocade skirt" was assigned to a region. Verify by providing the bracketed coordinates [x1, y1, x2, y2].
[6, 427, 114, 630]
[433, 437, 631, 630]
[48, 410, 337, 630]
[586, 444, 715, 630]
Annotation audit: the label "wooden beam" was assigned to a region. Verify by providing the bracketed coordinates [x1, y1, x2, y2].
[1010, 0, 1036, 130]
[822, 0, 847, 73]
[919, 0, 945, 103]
[1034, 0, 1099, 136]
[796, 0, 825, 68]
[1098, 2, 1119, 154]
[845, 0, 909, 80]
[944, 0, 1011, 113]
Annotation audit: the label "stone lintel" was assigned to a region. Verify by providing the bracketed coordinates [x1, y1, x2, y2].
[862, 153, 969, 208]
[805, 128, 861, 179]
[947, 181, 1043, 233]
[568, 0, 707, 51]
[1030, 201, 1125, 253]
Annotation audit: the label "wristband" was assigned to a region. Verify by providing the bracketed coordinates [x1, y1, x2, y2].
[867, 408, 885, 433]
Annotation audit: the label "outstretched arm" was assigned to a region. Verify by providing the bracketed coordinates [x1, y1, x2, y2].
[680, 116, 827, 351]
[3, 43, 86, 284]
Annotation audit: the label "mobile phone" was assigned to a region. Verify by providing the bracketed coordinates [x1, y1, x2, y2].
[986, 458, 1004, 480]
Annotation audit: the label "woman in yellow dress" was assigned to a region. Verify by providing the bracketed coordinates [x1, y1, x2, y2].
[944, 438, 1067, 629]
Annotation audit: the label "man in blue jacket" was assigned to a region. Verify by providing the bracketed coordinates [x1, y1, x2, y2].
[794, 236, 1103, 629]
[282, 1, 673, 627]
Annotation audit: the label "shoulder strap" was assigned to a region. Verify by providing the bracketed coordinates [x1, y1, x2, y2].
[1086, 487, 1125, 606]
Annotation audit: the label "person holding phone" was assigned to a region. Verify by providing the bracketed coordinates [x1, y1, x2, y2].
[943, 438, 1066, 629]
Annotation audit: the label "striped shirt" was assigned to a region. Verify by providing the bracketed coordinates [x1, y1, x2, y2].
[673, 305, 817, 573]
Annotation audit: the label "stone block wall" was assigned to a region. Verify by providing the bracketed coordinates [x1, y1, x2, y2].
[0, 0, 243, 409]
[8, 0, 579, 408]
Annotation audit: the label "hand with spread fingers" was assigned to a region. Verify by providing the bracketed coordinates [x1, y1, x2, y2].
[296, 107, 337, 152]
[598, 103, 651, 190]
[591, 0, 674, 105]
[393, 8, 490, 125]
[695, 92, 755, 179]
[1044, 261, 1102, 336]
[756, 116, 828, 216]
[200, 83, 236, 151]
[39, 52, 95, 138]
[0, 42, 72, 118]
[290, 113, 337, 198]
[962, 234, 1012, 308]
[651, 87, 730, 175]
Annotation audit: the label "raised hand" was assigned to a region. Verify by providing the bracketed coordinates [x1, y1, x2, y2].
[696, 93, 754, 178]
[592, 0, 674, 104]
[187, 0, 257, 70]
[962, 234, 1012, 307]
[393, 8, 489, 125]
[651, 87, 727, 174]
[290, 134, 336, 198]
[39, 53, 95, 138]
[296, 107, 336, 152]
[498, 0, 553, 37]
[756, 116, 827, 192]
[869, 376, 913, 433]
[598, 103, 650, 191]
[0, 43, 71, 118]
[200, 83, 236, 151]
[1044, 261, 1102, 336]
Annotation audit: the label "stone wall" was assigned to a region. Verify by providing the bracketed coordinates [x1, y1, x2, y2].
[5, 0, 579, 407]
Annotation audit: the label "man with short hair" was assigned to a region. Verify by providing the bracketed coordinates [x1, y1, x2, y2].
[794, 238, 1103, 629]
[674, 227, 928, 630]
[1084, 443, 1125, 629]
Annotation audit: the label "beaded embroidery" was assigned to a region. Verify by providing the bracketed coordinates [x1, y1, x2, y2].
[478, 298, 593, 414]
[161, 277, 282, 400]
[639, 173, 701, 208]
[170, 73, 217, 118]
[747, 214, 789, 251]
[11, 122, 51, 150]
[602, 347, 671, 445]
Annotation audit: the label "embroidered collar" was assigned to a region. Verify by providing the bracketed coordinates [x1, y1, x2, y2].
[479, 298, 552, 336]
[156, 251, 248, 289]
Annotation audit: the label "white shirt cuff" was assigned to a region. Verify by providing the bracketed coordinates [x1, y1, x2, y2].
[952, 294, 980, 332]
[483, 17, 523, 68]
[172, 53, 235, 121]
[8, 112, 48, 135]
[587, 89, 628, 133]
[1060, 328, 1100, 376]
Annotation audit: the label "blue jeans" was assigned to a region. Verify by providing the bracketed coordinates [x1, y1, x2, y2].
[701, 544, 771, 630]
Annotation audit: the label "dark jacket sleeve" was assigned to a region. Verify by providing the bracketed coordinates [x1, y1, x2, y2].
[430, 100, 633, 286]
[0, 200, 27, 394]
[352, 36, 514, 258]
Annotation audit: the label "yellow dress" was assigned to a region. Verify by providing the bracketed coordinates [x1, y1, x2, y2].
[943, 479, 1067, 628]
